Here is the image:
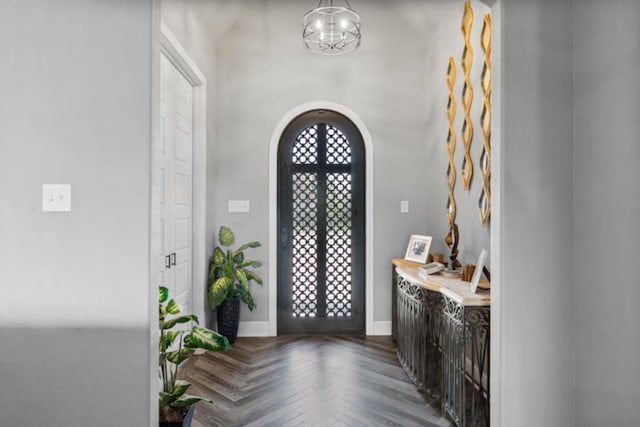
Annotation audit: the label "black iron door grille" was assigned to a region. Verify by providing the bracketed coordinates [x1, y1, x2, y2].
[278, 110, 365, 335]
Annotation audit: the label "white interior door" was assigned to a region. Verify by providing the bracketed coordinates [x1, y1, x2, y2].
[159, 53, 194, 313]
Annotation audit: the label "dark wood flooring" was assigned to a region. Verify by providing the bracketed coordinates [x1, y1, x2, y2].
[180, 336, 454, 427]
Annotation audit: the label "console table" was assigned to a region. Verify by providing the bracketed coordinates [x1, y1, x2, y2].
[391, 259, 490, 427]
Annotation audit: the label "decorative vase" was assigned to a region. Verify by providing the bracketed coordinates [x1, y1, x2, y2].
[217, 297, 240, 344]
[159, 404, 195, 427]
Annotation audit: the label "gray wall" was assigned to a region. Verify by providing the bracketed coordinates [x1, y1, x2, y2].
[0, 328, 149, 426]
[500, 0, 575, 426]
[499, 1, 640, 426]
[573, 0, 640, 425]
[0, 1, 152, 426]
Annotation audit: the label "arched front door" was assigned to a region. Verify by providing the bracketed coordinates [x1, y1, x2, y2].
[277, 110, 365, 335]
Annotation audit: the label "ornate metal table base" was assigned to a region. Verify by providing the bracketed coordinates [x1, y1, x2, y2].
[393, 266, 490, 427]
[441, 294, 490, 427]
[396, 275, 443, 399]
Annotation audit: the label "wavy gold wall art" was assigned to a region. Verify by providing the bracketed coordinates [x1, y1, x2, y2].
[445, 57, 461, 269]
[460, 0, 474, 191]
[446, 57, 457, 228]
[479, 14, 492, 228]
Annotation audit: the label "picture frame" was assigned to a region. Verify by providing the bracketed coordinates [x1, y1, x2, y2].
[470, 248, 488, 293]
[404, 235, 433, 264]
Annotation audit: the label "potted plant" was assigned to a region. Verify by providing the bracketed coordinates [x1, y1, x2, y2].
[159, 286, 231, 426]
[208, 225, 263, 344]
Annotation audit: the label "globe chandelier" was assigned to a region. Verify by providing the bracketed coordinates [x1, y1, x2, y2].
[303, 0, 362, 55]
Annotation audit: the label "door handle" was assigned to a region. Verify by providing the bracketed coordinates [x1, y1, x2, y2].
[165, 255, 171, 269]
[281, 227, 289, 248]
[171, 252, 176, 266]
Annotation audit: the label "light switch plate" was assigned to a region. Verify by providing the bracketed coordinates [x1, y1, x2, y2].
[228, 200, 250, 213]
[400, 200, 409, 213]
[43, 184, 71, 212]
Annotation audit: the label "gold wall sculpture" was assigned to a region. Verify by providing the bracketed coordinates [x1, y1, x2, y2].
[446, 57, 457, 228]
[460, 0, 474, 191]
[479, 14, 492, 227]
[445, 57, 460, 269]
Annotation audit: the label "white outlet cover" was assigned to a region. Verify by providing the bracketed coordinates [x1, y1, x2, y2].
[43, 184, 71, 212]
[400, 200, 409, 213]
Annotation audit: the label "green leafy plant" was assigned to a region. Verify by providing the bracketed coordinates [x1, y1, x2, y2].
[208, 225, 263, 310]
[159, 286, 230, 423]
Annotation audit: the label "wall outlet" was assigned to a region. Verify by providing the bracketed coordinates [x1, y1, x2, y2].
[43, 184, 71, 212]
[400, 200, 409, 213]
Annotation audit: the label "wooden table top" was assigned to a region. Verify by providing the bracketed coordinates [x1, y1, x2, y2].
[392, 258, 491, 306]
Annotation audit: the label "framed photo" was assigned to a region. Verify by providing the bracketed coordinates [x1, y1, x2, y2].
[470, 248, 488, 293]
[404, 235, 433, 264]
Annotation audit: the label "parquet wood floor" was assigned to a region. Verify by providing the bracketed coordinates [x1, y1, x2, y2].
[180, 336, 454, 427]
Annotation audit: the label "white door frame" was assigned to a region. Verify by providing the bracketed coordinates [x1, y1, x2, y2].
[268, 101, 375, 336]
[151, 17, 209, 426]
[153, 22, 208, 324]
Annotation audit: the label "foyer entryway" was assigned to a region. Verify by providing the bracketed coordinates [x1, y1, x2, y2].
[277, 110, 366, 335]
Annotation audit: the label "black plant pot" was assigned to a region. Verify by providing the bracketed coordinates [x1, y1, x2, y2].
[159, 404, 195, 427]
[217, 297, 240, 344]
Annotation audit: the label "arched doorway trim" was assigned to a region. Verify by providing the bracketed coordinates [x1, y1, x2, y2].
[268, 101, 374, 336]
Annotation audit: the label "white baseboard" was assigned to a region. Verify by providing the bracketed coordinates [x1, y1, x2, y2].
[240, 320, 390, 337]
[371, 321, 392, 336]
[237, 321, 270, 337]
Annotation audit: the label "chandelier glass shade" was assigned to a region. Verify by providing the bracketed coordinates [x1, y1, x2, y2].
[303, 0, 361, 55]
